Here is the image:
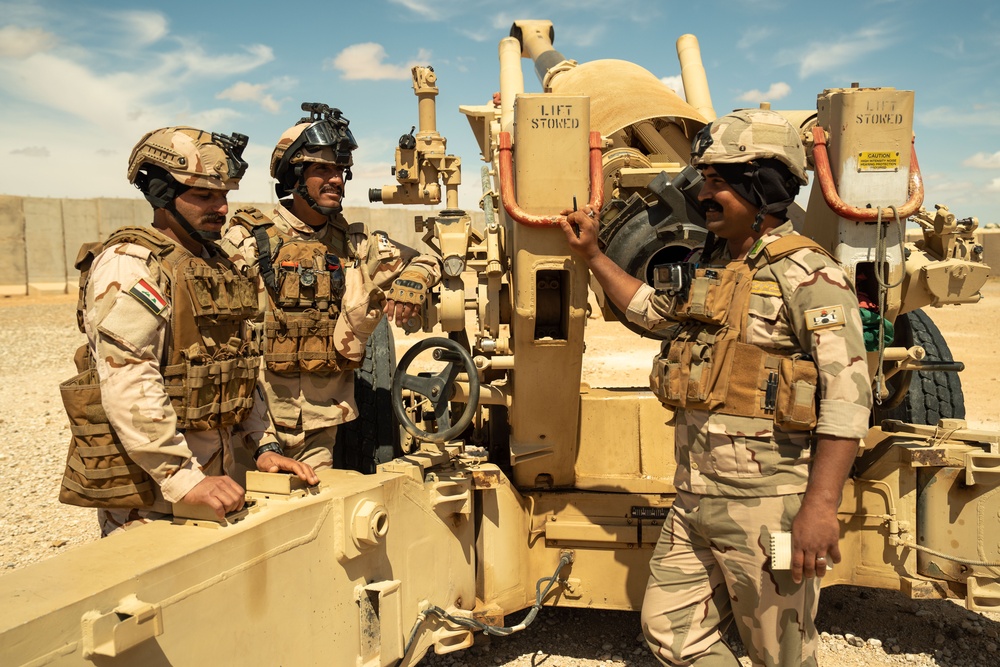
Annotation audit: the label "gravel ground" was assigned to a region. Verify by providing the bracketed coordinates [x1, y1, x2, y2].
[2, 288, 1000, 666]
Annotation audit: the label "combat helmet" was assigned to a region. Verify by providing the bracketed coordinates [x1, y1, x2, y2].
[271, 103, 358, 214]
[128, 126, 248, 241]
[690, 109, 808, 230]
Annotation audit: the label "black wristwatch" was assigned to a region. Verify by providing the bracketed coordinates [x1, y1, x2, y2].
[253, 442, 284, 463]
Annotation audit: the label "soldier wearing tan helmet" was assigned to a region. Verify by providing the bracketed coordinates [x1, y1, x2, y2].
[220, 104, 441, 471]
[59, 126, 317, 537]
[560, 109, 871, 666]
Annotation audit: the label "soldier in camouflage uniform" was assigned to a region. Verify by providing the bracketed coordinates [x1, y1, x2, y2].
[69, 127, 317, 537]
[560, 109, 872, 666]
[220, 105, 441, 470]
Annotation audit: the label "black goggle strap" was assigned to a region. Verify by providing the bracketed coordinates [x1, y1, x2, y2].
[691, 123, 714, 160]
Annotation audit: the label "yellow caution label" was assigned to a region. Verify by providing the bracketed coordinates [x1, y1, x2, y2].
[857, 151, 901, 172]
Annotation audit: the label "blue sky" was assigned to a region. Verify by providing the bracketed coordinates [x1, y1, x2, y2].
[1, 0, 999, 224]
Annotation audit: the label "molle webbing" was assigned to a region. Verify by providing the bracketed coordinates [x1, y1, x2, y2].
[58, 368, 155, 508]
[652, 234, 824, 429]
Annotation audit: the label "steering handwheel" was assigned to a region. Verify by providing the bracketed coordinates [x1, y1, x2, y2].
[391, 337, 481, 443]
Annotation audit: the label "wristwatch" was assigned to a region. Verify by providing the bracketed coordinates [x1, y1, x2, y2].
[253, 441, 284, 463]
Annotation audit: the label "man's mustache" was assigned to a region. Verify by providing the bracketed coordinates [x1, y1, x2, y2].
[701, 199, 723, 214]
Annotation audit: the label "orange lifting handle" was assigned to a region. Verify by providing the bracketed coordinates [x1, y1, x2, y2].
[498, 131, 604, 227]
[811, 126, 924, 222]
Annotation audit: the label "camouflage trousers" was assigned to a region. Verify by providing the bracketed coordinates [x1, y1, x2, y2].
[276, 423, 338, 471]
[641, 490, 820, 667]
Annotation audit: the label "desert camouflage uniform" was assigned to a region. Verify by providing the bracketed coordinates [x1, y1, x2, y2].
[220, 203, 441, 469]
[84, 235, 274, 537]
[627, 221, 872, 666]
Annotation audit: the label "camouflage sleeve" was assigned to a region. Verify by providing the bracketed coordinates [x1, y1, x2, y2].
[86, 246, 206, 503]
[624, 283, 685, 332]
[218, 222, 258, 272]
[233, 382, 279, 451]
[361, 231, 442, 291]
[776, 250, 873, 439]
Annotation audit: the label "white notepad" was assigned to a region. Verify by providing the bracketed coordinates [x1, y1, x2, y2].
[769, 531, 832, 572]
[770, 531, 792, 570]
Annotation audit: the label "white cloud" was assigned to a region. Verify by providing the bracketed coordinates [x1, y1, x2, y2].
[115, 10, 168, 46]
[389, 0, 435, 18]
[738, 82, 791, 103]
[458, 28, 492, 43]
[661, 75, 685, 100]
[0, 26, 57, 58]
[0, 8, 279, 201]
[172, 42, 274, 78]
[792, 27, 892, 78]
[737, 27, 773, 50]
[10, 146, 49, 157]
[326, 43, 432, 81]
[217, 82, 281, 114]
[964, 152, 1000, 169]
[988, 177, 1000, 193]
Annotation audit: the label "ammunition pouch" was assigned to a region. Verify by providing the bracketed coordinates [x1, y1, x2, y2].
[164, 338, 261, 431]
[58, 367, 155, 509]
[261, 236, 356, 374]
[263, 309, 359, 374]
[650, 235, 827, 431]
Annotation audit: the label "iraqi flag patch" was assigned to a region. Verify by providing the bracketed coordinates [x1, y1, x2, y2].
[804, 304, 846, 331]
[127, 278, 167, 315]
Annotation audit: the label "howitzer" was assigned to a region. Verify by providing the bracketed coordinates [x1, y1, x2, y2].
[2, 18, 998, 667]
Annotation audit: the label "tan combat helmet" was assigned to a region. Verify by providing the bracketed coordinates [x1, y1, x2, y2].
[271, 103, 358, 212]
[690, 108, 808, 185]
[690, 109, 807, 230]
[128, 126, 248, 204]
[127, 126, 248, 239]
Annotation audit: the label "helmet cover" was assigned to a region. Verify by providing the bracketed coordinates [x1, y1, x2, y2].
[127, 126, 247, 192]
[690, 109, 808, 185]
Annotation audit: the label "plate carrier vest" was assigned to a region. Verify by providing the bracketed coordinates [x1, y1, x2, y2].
[229, 207, 359, 375]
[59, 226, 262, 508]
[649, 235, 835, 431]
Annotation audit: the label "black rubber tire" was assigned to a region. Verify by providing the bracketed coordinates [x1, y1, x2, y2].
[874, 309, 965, 426]
[336, 318, 402, 473]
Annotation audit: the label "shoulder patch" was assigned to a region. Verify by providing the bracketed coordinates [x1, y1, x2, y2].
[751, 280, 782, 297]
[804, 304, 846, 331]
[127, 278, 167, 315]
[373, 231, 391, 252]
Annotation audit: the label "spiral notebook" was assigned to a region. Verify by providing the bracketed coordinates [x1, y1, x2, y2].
[769, 531, 792, 570]
[769, 531, 833, 572]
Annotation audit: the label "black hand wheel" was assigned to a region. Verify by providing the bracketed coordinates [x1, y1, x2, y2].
[391, 337, 480, 443]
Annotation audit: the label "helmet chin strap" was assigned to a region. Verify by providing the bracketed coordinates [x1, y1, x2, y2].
[165, 201, 221, 244]
[294, 181, 341, 217]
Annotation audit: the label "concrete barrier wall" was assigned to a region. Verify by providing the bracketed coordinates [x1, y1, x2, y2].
[0, 196, 484, 295]
[0, 194, 994, 296]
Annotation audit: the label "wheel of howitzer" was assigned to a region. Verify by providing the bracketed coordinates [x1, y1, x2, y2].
[873, 308, 966, 426]
[336, 318, 403, 473]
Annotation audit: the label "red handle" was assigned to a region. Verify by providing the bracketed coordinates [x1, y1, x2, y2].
[498, 131, 604, 227]
[811, 126, 923, 222]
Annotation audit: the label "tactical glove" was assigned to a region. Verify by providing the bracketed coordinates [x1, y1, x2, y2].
[386, 270, 430, 306]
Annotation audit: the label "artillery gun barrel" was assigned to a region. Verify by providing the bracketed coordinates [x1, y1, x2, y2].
[676, 34, 715, 121]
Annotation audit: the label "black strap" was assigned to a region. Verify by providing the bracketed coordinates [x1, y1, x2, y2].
[252, 225, 279, 292]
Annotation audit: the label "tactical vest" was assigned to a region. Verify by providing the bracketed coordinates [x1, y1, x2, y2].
[230, 207, 359, 375]
[59, 226, 261, 508]
[649, 235, 834, 431]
